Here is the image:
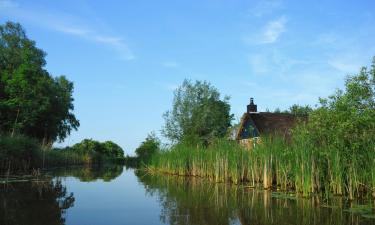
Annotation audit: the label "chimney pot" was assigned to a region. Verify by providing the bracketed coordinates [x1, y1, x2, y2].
[247, 97, 257, 113]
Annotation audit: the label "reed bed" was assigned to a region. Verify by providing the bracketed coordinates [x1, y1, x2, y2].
[147, 136, 375, 199]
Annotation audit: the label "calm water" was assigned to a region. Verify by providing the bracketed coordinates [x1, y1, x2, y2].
[1, 166, 374, 225]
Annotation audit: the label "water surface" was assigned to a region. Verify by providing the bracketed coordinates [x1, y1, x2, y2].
[1, 166, 374, 225]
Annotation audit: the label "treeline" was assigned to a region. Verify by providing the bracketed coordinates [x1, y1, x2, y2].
[0, 21, 125, 172]
[0, 136, 125, 171]
[145, 58, 375, 199]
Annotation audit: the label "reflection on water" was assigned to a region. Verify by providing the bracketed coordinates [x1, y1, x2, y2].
[137, 171, 375, 225]
[0, 164, 123, 225]
[1, 167, 374, 225]
[47, 164, 124, 182]
[0, 179, 74, 225]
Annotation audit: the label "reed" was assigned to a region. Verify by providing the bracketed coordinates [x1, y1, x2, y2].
[147, 135, 375, 199]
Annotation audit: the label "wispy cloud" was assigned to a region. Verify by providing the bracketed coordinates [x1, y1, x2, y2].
[161, 61, 179, 68]
[250, 0, 283, 17]
[260, 16, 287, 44]
[248, 50, 309, 76]
[0, 0, 134, 60]
[243, 16, 287, 45]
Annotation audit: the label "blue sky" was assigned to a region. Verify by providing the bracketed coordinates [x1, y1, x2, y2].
[1, 0, 374, 154]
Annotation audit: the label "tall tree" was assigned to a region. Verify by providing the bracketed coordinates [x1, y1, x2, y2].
[162, 79, 233, 145]
[0, 21, 79, 144]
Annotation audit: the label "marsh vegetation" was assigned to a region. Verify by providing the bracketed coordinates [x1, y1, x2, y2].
[147, 58, 375, 199]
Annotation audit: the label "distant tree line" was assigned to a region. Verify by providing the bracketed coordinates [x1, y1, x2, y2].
[59, 139, 125, 164]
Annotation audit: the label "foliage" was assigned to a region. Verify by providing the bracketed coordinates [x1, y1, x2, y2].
[148, 57, 375, 199]
[162, 79, 233, 146]
[0, 135, 42, 171]
[0, 21, 79, 144]
[297, 57, 375, 199]
[287, 104, 313, 116]
[273, 104, 313, 116]
[135, 133, 160, 164]
[0, 135, 125, 172]
[63, 139, 125, 164]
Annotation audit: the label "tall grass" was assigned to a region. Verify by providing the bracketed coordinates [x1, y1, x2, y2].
[147, 135, 375, 199]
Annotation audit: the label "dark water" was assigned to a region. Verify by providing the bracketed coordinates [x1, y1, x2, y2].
[1, 166, 374, 225]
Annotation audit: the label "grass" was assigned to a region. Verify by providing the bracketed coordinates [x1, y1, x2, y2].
[147, 136, 375, 199]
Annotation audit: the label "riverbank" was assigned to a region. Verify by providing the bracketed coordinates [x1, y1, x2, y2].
[0, 135, 125, 173]
[146, 137, 375, 200]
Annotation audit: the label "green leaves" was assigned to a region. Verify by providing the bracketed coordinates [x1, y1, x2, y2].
[135, 133, 160, 164]
[0, 21, 79, 143]
[162, 79, 233, 146]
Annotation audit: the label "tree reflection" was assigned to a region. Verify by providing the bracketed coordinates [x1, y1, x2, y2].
[136, 171, 374, 225]
[0, 179, 74, 225]
[50, 164, 123, 182]
[0, 165, 123, 225]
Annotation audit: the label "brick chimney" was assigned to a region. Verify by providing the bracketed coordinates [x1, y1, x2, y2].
[247, 98, 257, 113]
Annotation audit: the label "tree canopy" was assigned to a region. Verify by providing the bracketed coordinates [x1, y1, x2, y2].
[162, 79, 233, 145]
[65, 139, 125, 161]
[135, 133, 160, 164]
[0, 21, 79, 144]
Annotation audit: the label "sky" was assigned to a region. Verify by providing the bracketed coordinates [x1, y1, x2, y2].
[1, 0, 375, 154]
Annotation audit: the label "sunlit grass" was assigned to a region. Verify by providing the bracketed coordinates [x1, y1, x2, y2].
[147, 136, 375, 199]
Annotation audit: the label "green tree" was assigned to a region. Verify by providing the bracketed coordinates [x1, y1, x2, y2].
[0, 21, 79, 144]
[135, 133, 160, 164]
[162, 79, 233, 145]
[67, 139, 124, 163]
[102, 141, 125, 158]
[300, 57, 375, 191]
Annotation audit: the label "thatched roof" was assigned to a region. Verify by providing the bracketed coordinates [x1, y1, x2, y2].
[236, 112, 306, 140]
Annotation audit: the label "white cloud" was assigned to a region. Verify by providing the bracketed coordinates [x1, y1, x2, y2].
[261, 16, 287, 44]
[161, 61, 179, 68]
[0, 0, 134, 60]
[243, 16, 287, 45]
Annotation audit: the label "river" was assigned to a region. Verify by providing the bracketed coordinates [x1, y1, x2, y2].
[1, 166, 374, 225]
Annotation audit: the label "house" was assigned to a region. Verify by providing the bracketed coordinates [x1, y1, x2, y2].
[236, 98, 305, 148]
